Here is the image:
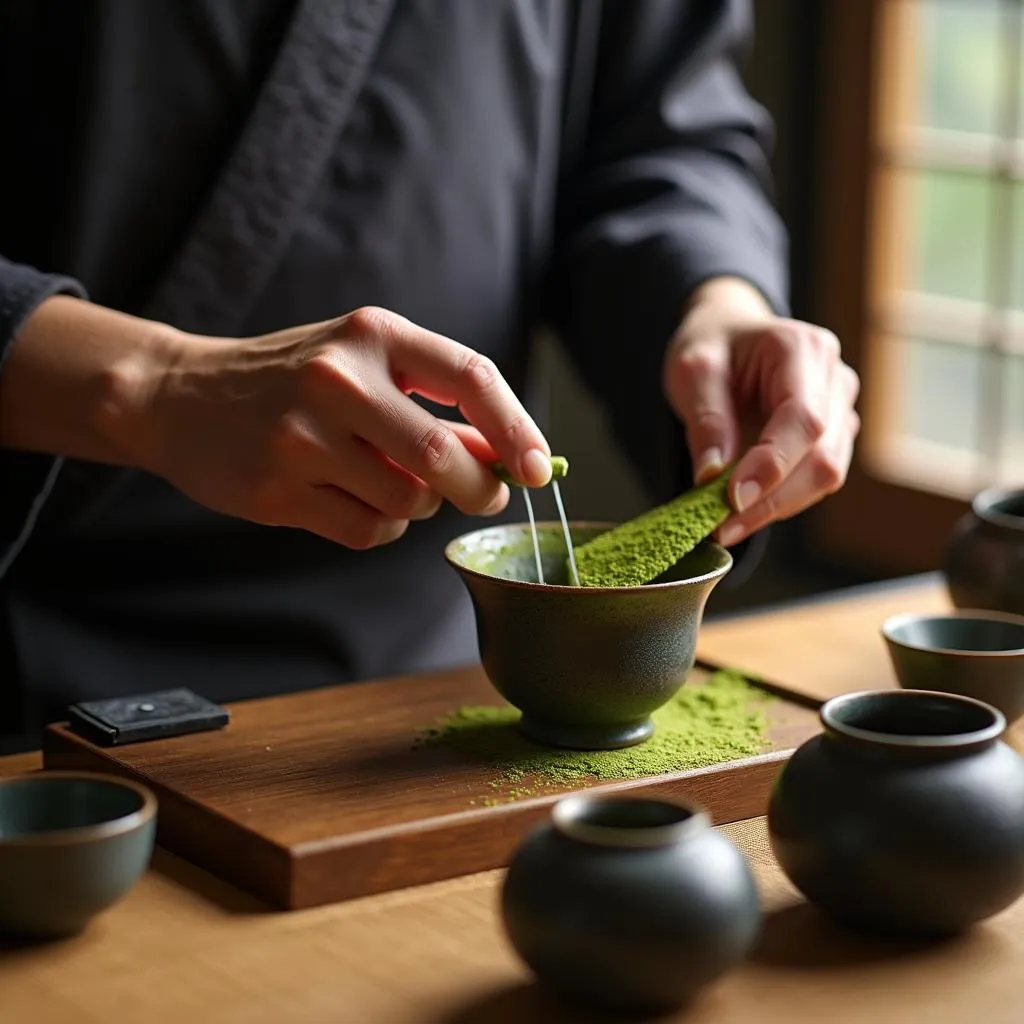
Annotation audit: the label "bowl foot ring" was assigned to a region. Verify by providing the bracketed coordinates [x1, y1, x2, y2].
[518, 716, 655, 751]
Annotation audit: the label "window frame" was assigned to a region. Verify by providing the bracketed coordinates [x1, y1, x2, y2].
[803, 0, 1012, 576]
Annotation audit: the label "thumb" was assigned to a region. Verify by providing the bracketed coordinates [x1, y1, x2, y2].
[664, 339, 741, 484]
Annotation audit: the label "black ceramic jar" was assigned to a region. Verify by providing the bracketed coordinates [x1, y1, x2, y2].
[946, 487, 1024, 616]
[768, 689, 1024, 936]
[501, 795, 761, 1014]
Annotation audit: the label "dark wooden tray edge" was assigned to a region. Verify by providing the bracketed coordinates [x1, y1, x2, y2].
[41, 725, 802, 911]
[288, 750, 792, 909]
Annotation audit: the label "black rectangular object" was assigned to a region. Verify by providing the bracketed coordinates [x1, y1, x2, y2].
[67, 688, 230, 746]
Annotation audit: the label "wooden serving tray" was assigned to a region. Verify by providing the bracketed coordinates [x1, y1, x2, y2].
[42, 665, 819, 910]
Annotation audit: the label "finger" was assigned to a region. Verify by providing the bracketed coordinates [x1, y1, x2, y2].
[321, 435, 442, 522]
[296, 484, 410, 550]
[717, 407, 858, 547]
[729, 328, 837, 513]
[445, 420, 500, 464]
[664, 339, 741, 484]
[266, 408, 445, 522]
[837, 361, 862, 409]
[445, 421, 511, 513]
[383, 319, 552, 487]
[346, 389, 509, 516]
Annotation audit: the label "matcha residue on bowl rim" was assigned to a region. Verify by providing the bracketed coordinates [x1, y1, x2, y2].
[415, 669, 773, 804]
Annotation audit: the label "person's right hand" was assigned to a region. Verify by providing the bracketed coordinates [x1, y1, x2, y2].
[135, 306, 552, 549]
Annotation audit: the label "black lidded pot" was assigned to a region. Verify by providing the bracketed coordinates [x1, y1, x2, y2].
[946, 487, 1024, 616]
[768, 688, 1024, 936]
[500, 794, 761, 1015]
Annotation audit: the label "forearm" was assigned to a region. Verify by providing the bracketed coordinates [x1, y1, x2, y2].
[0, 294, 180, 469]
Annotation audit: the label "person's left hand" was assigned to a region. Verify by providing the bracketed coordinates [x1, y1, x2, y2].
[663, 276, 861, 548]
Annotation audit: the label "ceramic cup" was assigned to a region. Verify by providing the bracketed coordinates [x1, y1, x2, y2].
[945, 487, 1024, 616]
[0, 771, 157, 938]
[882, 610, 1024, 722]
[444, 522, 732, 750]
[768, 689, 1024, 936]
[501, 794, 761, 1014]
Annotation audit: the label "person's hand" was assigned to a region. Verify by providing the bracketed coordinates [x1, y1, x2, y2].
[135, 306, 552, 549]
[663, 277, 860, 547]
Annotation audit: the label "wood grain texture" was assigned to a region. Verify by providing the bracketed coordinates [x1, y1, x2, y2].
[5, 577, 1023, 1022]
[0, 753, 40, 780]
[699, 577, 1024, 753]
[41, 666, 818, 910]
[699, 576, 952, 702]
[1, 815, 1020, 1024]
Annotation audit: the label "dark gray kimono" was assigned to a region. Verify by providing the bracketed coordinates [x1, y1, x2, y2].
[0, 0, 787, 742]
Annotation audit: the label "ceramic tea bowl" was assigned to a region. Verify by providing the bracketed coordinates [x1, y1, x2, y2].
[0, 771, 157, 938]
[444, 522, 732, 750]
[882, 610, 1024, 722]
[769, 689, 1024, 936]
[502, 794, 761, 1014]
[945, 487, 1024, 615]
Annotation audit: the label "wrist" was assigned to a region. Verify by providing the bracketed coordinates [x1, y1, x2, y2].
[0, 293, 196, 471]
[677, 276, 777, 340]
[93, 318, 197, 474]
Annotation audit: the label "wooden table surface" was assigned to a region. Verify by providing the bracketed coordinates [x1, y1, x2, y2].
[2, 574, 1022, 1024]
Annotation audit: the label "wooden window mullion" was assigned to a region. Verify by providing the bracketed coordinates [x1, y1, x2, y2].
[983, 0, 1023, 475]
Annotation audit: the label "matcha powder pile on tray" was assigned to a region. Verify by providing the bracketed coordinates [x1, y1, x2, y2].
[416, 670, 772, 801]
[573, 467, 735, 588]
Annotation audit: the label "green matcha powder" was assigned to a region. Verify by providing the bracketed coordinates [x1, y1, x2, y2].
[416, 669, 771, 804]
[573, 468, 736, 588]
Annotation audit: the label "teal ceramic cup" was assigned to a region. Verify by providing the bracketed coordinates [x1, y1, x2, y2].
[0, 771, 157, 938]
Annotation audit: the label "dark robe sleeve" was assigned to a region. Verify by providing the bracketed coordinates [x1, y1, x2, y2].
[548, 0, 789, 504]
[0, 257, 87, 577]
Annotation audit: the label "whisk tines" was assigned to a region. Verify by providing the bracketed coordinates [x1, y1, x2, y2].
[492, 456, 578, 585]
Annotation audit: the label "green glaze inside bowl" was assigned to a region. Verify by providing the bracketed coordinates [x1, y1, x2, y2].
[0, 776, 150, 842]
[447, 523, 728, 589]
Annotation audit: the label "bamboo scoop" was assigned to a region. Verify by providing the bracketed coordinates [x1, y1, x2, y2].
[572, 466, 736, 588]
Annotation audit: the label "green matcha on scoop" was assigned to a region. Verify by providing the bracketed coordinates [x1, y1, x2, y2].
[491, 455, 569, 486]
[574, 467, 736, 588]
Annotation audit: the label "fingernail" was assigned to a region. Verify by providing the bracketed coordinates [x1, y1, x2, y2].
[718, 523, 744, 547]
[695, 448, 724, 484]
[522, 448, 553, 487]
[734, 480, 761, 513]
